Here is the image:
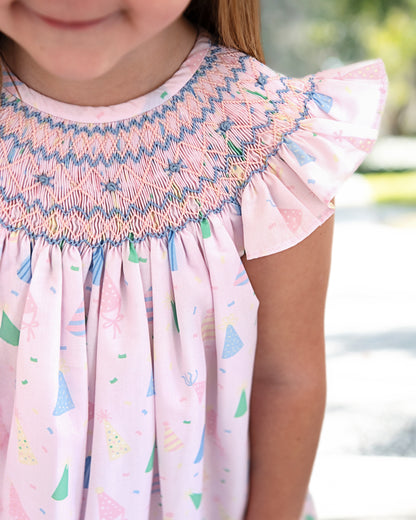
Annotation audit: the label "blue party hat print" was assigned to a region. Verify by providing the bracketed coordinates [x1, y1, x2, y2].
[17, 255, 32, 283]
[146, 372, 155, 397]
[193, 425, 205, 464]
[53, 371, 75, 416]
[222, 325, 243, 359]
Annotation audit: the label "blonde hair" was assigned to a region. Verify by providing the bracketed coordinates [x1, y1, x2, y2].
[0, 0, 264, 92]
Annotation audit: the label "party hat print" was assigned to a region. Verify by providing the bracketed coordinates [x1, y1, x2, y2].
[341, 61, 385, 80]
[15, 416, 37, 465]
[171, 300, 180, 333]
[84, 455, 91, 489]
[96, 488, 127, 520]
[222, 324, 243, 359]
[234, 389, 248, 418]
[193, 425, 205, 464]
[66, 301, 86, 337]
[9, 483, 30, 520]
[233, 263, 249, 287]
[163, 421, 184, 452]
[206, 408, 224, 453]
[21, 291, 38, 342]
[200, 217, 211, 239]
[91, 246, 104, 286]
[101, 273, 121, 312]
[145, 441, 156, 473]
[193, 381, 205, 403]
[97, 409, 130, 460]
[168, 230, 178, 271]
[151, 472, 160, 495]
[146, 372, 155, 397]
[0, 406, 9, 450]
[52, 463, 69, 501]
[311, 92, 333, 114]
[206, 408, 217, 437]
[128, 234, 139, 263]
[344, 136, 375, 153]
[144, 286, 153, 323]
[0, 310, 20, 346]
[17, 255, 32, 283]
[281, 209, 302, 232]
[53, 371, 75, 416]
[283, 138, 316, 166]
[189, 492, 202, 510]
[201, 308, 215, 352]
[100, 272, 124, 339]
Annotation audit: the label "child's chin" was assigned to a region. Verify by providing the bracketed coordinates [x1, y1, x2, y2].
[35, 51, 120, 84]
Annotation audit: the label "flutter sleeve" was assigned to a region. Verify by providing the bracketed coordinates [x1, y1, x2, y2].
[239, 58, 388, 259]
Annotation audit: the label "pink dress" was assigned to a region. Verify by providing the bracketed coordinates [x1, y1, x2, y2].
[0, 31, 387, 519]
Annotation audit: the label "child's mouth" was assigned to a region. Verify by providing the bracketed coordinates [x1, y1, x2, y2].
[22, 4, 114, 31]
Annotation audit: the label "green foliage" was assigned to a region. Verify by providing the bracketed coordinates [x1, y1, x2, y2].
[261, 0, 416, 134]
[364, 171, 416, 205]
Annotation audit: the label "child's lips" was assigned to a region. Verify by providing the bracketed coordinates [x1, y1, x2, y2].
[37, 14, 110, 30]
[22, 4, 115, 30]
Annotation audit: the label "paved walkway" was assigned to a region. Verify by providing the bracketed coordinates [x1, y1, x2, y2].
[309, 175, 416, 519]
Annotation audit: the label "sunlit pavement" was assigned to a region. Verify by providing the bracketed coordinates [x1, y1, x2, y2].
[309, 175, 416, 519]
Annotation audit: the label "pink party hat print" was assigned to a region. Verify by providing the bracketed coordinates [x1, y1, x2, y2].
[21, 290, 39, 342]
[341, 61, 385, 80]
[344, 136, 375, 153]
[281, 209, 302, 232]
[9, 483, 30, 520]
[0, 406, 10, 450]
[100, 272, 124, 339]
[96, 488, 127, 520]
[206, 408, 224, 454]
[193, 381, 205, 403]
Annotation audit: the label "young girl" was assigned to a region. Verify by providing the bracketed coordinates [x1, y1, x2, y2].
[0, 1, 387, 519]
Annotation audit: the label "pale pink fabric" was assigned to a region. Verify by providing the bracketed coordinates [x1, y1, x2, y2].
[0, 31, 387, 519]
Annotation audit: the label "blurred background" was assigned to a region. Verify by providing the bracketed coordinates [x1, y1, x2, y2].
[260, 1, 416, 519]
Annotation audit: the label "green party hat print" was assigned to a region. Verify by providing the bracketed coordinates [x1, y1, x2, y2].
[189, 492, 202, 509]
[171, 300, 180, 333]
[145, 442, 155, 473]
[52, 464, 69, 500]
[0, 310, 20, 346]
[234, 389, 247, 417]
[200, 217, 211, 239]
[128, 233, 139, 263]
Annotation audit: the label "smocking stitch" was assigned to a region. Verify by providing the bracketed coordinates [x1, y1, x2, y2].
[0, 43, 322, 250]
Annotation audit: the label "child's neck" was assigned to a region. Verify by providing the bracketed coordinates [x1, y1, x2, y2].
[3, 17, 198, 107]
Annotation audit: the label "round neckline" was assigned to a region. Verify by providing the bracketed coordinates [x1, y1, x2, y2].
[1, 31, 213, 124]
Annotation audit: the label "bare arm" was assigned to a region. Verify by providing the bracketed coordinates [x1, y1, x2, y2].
[242, 214, 335, 520]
